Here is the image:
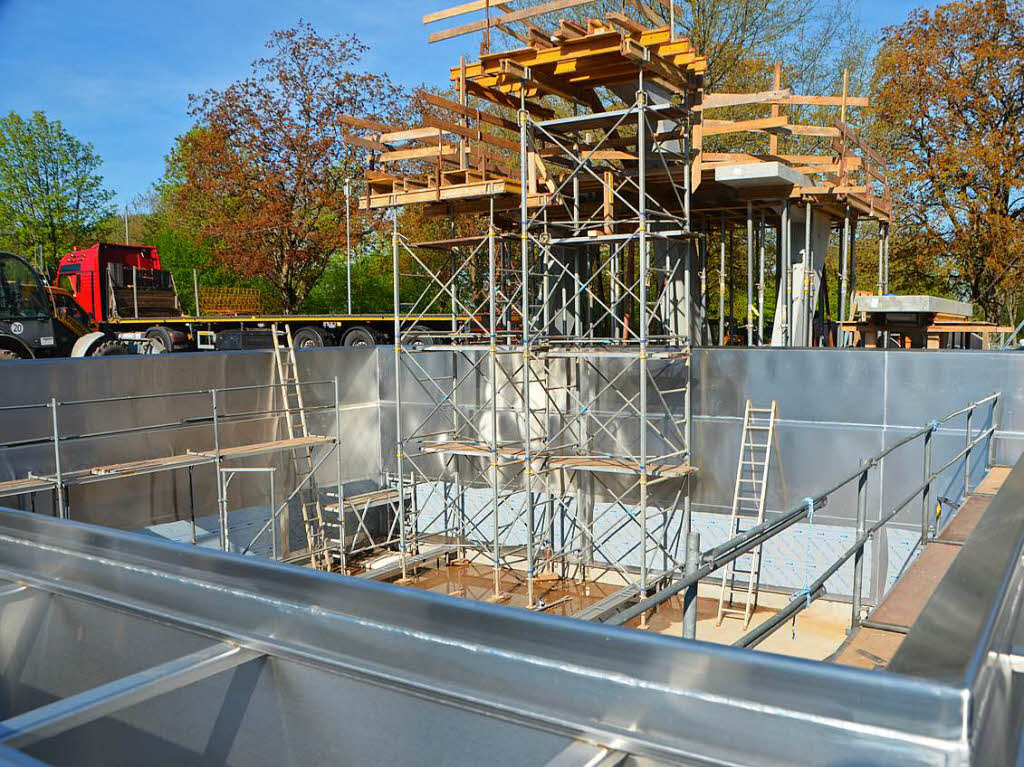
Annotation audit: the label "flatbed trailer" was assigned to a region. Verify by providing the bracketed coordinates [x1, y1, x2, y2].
[57, 243, 465, 352]
[102, 311, 454, 350]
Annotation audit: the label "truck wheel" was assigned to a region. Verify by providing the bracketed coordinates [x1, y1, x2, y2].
[91, 339, 129, 356]
[0, 349, 22, 361]
[342, 327, 376, 347]
[293, 326, 331, 348]
[145, 327, 175, 353]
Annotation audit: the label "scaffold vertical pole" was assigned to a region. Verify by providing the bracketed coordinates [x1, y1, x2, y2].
[746, 201, 754, 345]
[488, 196, 502, 595]
[50, 398, 65, 520]
[391, 212, 408, 581]
[839, 205, 851, 347]
[520, 84, 535, 607]
[637, 77, 650, 611]
[334, 375, 347, 573]
[718, 214, 726, 346]
[852, 458, 868, 629]
[758, 209, 766, 345]
[211, 388, 227, 551]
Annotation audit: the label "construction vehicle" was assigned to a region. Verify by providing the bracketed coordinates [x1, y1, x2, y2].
[0, 251, 129, 359]
[56, 243, 456, 352]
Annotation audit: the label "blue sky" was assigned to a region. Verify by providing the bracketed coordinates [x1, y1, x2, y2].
[0, 0, 932, 207]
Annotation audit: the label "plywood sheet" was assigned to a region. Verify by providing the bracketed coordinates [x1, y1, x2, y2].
[975, 466, 1012, 495]
[833, 627, 906, 670]
[938, 495, 992, 543]
[869, 543, 960, 629]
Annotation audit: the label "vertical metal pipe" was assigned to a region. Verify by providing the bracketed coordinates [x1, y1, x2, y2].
[345, 179, 353, 314]
[269, 470, 278, 561]
[391, 213, 408, 581]
[637, 80, 650, 598]
[839, 206, 850, 348]
[804, 203, 813, 346]
[883, 223, 890, 293]
[746, 201, 754, 346]
[211, 389, 227, 551]
[922, 426, 933, 542]
[520, 88, 536, 606]
[334, 375, 346, 572]
[682, 88, 693, 538]
[488, 198, 502, 596]
[781, 201, 790, 346]
[718, 215, 726, 345]
[852, 459, 868, 629]
[849, 219, 858, 319]
[683, 530, 700, 639]
[877, 222, 884, 297]
[965, 407, 973, 499]
[758, 210, 765, 345]
[132, 265, 139, 318]
[192, 269, 201, 316]
[50, 398, 65, 520]
[882, 222, 891, 348]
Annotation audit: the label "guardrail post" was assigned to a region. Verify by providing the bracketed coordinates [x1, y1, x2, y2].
[922, 424, 933, 542]
[212, 389, 228, 552]
[50, 398, 66, 520]
[852, 459, 868, 630]
[683, 531, 700, 639]
[334, 376, 346, 573]
[987, 395, 999, 470]
[964, 405, 974, 499]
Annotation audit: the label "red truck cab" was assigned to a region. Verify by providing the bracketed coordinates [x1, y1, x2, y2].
[58, 243, 163, 323]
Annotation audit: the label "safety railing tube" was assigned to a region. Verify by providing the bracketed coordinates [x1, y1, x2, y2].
[606, 392, 1000, 631]
[736, 421, 997, 648]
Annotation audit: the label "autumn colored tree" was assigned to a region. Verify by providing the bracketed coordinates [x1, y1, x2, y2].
[0, 111, 115, 266]
[873, 0, 1024, 322]
[176, 22, 406, 311]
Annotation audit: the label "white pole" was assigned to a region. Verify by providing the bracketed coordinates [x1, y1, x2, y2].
[345, 180, 352, 314]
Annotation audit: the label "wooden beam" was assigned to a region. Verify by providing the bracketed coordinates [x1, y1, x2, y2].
[702, 116, 789, 136]
[380, 127, 444, 143]
[494, 22, 530, 46]
[700, 89, 791, 109]
[421, 115, 518, 151]
[342, 135, 387, 152]
[786, 124, 842, 138]
[338, 114, 392, 132]
[419, 92, 519, 133]
[379, 145, 459, 163]
[423, 0, 512, 24]
[428, 0, 594, 43]
[785, 94, 869, 107]
[606, 11, 647, 34]
[619, 37, 691, 95]
[465, 80, 555, 119]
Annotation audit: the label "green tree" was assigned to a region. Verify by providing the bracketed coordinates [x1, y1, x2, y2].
[872, 0, 1024, 323]
[0, 111, 115, 266]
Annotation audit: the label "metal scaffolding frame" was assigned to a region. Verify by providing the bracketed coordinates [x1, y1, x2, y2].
[378, 65, 702, 620]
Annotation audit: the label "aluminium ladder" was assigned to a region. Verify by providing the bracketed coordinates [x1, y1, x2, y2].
[271, 323, 330, 570]
[716, 400, 777, 629]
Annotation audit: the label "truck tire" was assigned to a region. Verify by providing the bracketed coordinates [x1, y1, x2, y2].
[293, 326, 332, 348]
[342, 326, 376, 347]
[145, 326, 175, 353]
[0, 349, 22, 361]
[91, 339, 130, 356]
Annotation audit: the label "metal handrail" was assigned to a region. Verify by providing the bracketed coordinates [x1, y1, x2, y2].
[607, 392, 1001, 630]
